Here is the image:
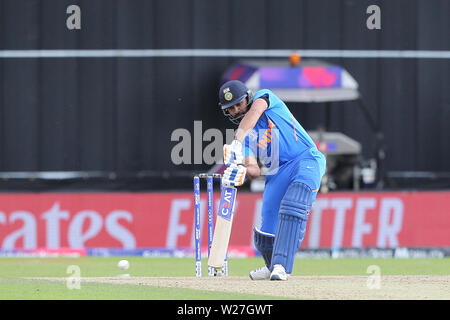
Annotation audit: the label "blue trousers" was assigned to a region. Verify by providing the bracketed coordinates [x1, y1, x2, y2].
[259, 148, 326, 235]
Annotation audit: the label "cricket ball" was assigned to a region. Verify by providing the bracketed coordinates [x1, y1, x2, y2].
[118, 259, 130, 270]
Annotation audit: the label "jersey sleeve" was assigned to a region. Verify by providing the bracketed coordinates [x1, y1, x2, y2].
[252, 89, 280, 110]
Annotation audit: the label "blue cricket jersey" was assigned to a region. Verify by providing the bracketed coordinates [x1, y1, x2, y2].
[243, 89, 321, 170]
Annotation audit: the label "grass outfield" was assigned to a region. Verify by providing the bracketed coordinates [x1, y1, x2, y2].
[0, 257, 449, 299]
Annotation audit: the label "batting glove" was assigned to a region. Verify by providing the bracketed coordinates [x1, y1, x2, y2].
[222, 164, 247, 187]
[223, 140, 244, 166]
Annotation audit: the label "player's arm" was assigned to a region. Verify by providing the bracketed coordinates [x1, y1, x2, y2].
[223, 97, 268, 167]
[222, 97, 267, 187]
[234, 98, 268, 143]
[244, 155, 260, 180]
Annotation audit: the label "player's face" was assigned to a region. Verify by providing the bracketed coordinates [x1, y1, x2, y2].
[227, 99, 248, 118]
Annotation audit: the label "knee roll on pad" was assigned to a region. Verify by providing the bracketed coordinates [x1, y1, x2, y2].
[271, 182, 313, 274]
[253, 227, 275, 268]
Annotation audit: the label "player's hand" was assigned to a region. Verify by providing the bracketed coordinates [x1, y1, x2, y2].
[223, 140, 243, 166]
[222, 164, 247, 187]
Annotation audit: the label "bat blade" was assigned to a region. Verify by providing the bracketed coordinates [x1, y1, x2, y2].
[208, 186, 237, 269]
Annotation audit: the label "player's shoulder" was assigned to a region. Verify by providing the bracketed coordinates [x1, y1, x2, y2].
[253, 89, 274, 100]
[253, 89, 282, 108]
[253, 89, 286, 112]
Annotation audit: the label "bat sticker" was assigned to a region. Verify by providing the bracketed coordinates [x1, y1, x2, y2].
[217, 187, 237, 221]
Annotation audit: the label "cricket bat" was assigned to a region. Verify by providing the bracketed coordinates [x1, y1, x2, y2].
[208, 185, 237, 269]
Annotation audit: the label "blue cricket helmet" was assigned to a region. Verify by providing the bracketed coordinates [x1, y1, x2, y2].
[218, 80, 253, 124]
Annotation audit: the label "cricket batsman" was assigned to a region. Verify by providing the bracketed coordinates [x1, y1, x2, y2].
[219, 80, 326, 280]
